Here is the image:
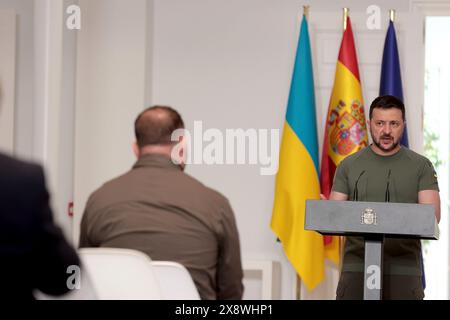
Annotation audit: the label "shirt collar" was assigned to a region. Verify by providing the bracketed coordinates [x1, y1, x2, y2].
[132, 154, 182, 171]
[368, 144, 404, 158]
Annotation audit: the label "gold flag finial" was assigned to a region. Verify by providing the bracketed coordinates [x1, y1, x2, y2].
[389, 9, 396, 22]
[303, 5, 310, 21]
[343, 8, 349, 30]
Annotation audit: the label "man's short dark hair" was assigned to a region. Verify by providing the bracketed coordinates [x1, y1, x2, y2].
[369, 95, 405, 121]
[134, 106, 185, 148]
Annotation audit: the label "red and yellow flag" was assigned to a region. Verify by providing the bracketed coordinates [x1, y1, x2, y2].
[320, 17, 368, 265]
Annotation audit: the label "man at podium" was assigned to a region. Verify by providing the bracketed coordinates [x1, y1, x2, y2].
[327, 95, 441, 300]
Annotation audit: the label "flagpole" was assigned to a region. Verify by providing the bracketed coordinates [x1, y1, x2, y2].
[343, 7, 349, 30]
[389, 9, 396, 22]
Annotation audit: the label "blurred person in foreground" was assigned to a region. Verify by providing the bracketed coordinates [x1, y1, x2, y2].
[0, 152, 80, 300]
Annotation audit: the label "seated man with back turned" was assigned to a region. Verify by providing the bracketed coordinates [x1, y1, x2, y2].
[79, 106, 244, 300]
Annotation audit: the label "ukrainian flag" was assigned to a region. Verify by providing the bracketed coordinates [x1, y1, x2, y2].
[271, 15, 325, 290]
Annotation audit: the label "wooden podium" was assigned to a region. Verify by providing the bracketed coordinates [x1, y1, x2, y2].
[305, 200, 439, 300]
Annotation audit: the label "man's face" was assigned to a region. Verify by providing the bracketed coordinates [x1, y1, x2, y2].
[369, 107, 405, 153]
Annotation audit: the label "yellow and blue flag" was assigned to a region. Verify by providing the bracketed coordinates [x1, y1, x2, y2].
[271, 15, 325, 290]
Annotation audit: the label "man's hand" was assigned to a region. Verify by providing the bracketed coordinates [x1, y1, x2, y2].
[327, 191, 348, 201]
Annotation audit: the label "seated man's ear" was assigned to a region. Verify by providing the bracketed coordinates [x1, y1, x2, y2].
[132, 142, 140, 158]
[170, 134, 187, 170]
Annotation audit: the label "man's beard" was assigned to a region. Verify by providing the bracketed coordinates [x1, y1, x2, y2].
[371, 130, 400, 152]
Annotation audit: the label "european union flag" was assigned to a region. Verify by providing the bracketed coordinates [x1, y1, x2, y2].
[380, 20, 409, 147]
[381, 19, 427, 289]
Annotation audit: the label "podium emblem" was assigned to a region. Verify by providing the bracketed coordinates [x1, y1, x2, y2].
[361, 208, 377, 225]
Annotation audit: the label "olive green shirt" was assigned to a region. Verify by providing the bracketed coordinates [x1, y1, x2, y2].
[79, 154, 244, 299]
[332, 146, 439, 275]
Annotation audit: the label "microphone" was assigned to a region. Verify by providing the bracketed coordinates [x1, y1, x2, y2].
[385, 169, 391, 202]
[353, 170, 365, 201]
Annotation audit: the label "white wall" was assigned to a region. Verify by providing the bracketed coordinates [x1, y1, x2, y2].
[73, 0, 150, 243]
[152, 0, 298, 300]
[54, 0, 79, 238]
[0, 0, 80, 239]
[0, 9, 16, 154]
[0, 0, 35, 159]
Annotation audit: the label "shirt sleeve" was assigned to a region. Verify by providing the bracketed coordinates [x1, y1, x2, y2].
[418, 159, 440, 191]
[216, 199, 244, 300]
[331, 161, 349, 195]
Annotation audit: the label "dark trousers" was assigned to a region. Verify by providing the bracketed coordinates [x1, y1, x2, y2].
[336, 272, 424, 300]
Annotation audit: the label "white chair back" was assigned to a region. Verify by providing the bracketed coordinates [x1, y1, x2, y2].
[78, 248, 162, 300]
[151, 261, 200, 300]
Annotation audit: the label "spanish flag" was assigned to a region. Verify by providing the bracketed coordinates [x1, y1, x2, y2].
[320, 16, 368, 265]
[271, 15, 325, 290]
